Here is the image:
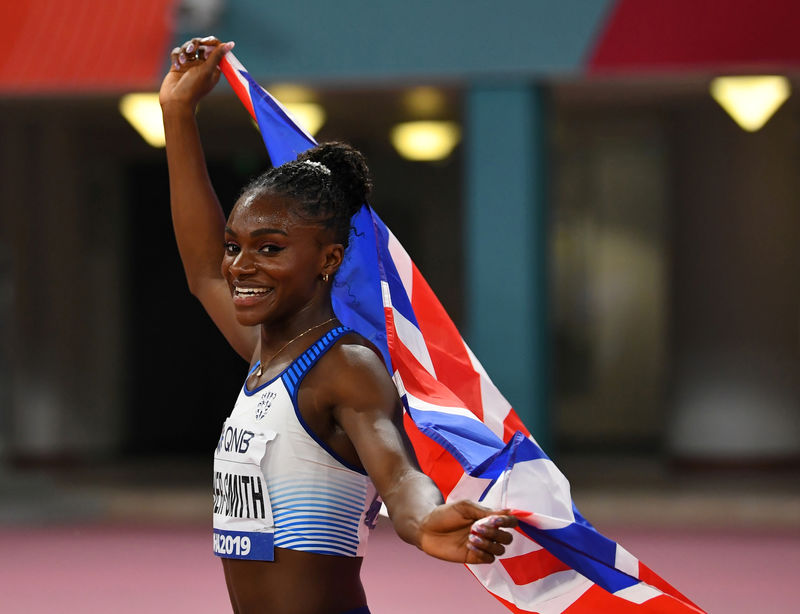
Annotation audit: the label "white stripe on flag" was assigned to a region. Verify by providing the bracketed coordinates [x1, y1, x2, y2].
[391, 371, 406, 399]
[497, 526, 545, 559]
[387, 230, 413, 296]
[614, 583, 662, 604]
[614, 544, 640, 578]
[464, 342, 513, 438]
[492, 458, 576, 526]
[393, 307, 437, 376]
[470, 562, 592, 614]
[445, 470, 502, 507]
[223, 54, 252, 98]
[405, 390, 482, 423]
[382, 281, 437, 377]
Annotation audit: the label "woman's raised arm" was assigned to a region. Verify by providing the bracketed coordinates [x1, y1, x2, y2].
[160, 37, 258, 361]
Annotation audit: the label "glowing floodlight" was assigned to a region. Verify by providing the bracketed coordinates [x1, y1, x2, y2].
[119, 93, 165, 147]
[710, 76, 791, 132]
[281, 102, 326, 136]
[390, 121, 461, 161]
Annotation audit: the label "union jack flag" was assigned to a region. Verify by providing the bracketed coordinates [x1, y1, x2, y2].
[219, 52, 705, 614]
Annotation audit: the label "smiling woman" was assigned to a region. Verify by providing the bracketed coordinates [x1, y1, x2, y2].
[159, 35, 517, 614]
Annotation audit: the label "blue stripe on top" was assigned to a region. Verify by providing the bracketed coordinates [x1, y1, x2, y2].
[280, 326, 349, 398]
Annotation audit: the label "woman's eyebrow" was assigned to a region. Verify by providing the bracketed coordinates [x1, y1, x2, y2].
[250, 227, 288, 238]
[223, 227, 288, 237]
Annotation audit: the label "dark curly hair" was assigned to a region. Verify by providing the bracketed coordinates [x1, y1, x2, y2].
[240, 141, 372, 250]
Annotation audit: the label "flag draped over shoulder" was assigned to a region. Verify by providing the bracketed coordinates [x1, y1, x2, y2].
[219, 52, 705, 614]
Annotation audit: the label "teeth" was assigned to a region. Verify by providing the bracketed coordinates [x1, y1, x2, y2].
[236, 287, 269, 295]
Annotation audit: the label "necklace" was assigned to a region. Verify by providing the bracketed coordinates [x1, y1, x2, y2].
[255, 317, 337, 378]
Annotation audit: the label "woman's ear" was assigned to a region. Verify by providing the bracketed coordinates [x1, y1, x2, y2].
[321, 243, 344, 277]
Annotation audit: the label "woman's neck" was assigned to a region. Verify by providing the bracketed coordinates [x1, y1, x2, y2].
[259, 303, 337, 357]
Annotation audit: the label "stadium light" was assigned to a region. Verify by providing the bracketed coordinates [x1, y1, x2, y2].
[390, 120, 461, 161]
[119, 93, 165, 147]
[280, 102, 326, 136]
[710, 76, 791, 132]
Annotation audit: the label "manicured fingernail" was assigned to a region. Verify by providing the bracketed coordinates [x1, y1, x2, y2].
[469, 534, 482, 545]
[490, 516, 503, 526]
[201, 45, 210, 59]
[186, 43, 195, 53]
[178, 53, 186, 64]
[224, 41, 235, 51]
[472, 525, 488, 536]
[172, 61, 180, 70]
[467, 543, 480, 552]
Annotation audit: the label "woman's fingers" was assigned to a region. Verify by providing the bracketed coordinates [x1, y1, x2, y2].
[464, 511, 518, 562]
[466, 543, 497, 564]
[169, 36, 226, 72]
[170, 46, 181, 70]
[204, 40, 233, 66]
[468, 532, 507, 556]
[472, 525, 514, 545]
[471, 518, 515, 545]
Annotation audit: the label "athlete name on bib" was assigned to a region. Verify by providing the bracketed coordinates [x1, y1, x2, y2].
[213, 418, 277, 561]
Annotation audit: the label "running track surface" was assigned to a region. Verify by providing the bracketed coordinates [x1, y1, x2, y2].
[0, 521, 796, 613]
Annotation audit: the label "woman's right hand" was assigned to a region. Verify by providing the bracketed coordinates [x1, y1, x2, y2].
[159, 35, 234, 111]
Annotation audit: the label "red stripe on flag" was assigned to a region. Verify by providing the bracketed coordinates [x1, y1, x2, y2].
[639, 563, 702, 612]
[563, 585, 642, 613]
[388, 320, 478, 411]
[499, 540, 571, 585]
[219, 57, 256, 120]
[402, 413, 464, 499]
[386, 300, 466, 499]
[563, 584, 704, 614]
[503, 409, 531, 440]
[410, 264, 484, 420]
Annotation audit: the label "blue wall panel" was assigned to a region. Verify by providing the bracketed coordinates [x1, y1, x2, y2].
[179, 0, 613, 81]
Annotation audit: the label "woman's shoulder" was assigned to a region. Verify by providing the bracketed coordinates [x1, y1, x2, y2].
[313, 328, 397, 403]
[330, 330, 389, 376]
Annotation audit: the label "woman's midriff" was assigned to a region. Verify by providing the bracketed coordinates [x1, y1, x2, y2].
[221, 547, 367, 614]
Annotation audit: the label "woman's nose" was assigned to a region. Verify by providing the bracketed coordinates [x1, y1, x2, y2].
[229, 250, 256, 275]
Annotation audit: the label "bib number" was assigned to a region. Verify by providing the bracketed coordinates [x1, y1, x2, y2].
[213, 418, 277, 561]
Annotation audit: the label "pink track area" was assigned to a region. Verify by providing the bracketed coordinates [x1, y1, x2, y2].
[0, 521, 796, 613]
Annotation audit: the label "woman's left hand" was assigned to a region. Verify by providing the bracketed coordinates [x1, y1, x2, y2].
[418, 500, 518, 564]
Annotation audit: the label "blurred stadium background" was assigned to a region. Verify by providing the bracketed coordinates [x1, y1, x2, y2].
[0, 1, 798, 612]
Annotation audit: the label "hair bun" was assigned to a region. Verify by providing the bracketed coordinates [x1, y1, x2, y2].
[297, 142, 372, 217]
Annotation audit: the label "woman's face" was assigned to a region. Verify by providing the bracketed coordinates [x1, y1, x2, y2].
[222, 191, 340, 327]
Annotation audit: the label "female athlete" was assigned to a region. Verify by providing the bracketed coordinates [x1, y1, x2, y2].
[160, 36, 517, 614]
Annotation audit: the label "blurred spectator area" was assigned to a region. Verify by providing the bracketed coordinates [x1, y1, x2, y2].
[0, 0, 798, 479]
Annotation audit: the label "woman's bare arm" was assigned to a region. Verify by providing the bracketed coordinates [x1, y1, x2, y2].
[328, 344, 516, 564]
[160, 37, 258, 361]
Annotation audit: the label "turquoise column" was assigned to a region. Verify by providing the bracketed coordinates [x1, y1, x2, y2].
[465, 83, 550, 452]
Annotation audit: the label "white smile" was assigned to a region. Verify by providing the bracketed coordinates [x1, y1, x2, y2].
[234, 287, 271, 296]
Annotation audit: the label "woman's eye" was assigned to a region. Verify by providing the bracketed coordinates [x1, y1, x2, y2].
[259, 244, 284, 254]
[224, 242, 240, 255]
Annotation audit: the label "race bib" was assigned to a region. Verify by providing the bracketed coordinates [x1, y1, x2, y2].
[212, 417, 277, 561]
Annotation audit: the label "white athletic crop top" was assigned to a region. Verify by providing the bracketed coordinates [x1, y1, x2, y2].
[212, 326, 381, 561]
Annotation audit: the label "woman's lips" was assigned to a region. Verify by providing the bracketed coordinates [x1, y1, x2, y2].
[232, 286, 272, 306]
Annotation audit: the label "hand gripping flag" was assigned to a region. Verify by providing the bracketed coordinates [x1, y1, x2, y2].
[219, 52, 705, 614]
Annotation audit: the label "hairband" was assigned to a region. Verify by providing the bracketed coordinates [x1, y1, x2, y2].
[302, 160, 331, 175]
